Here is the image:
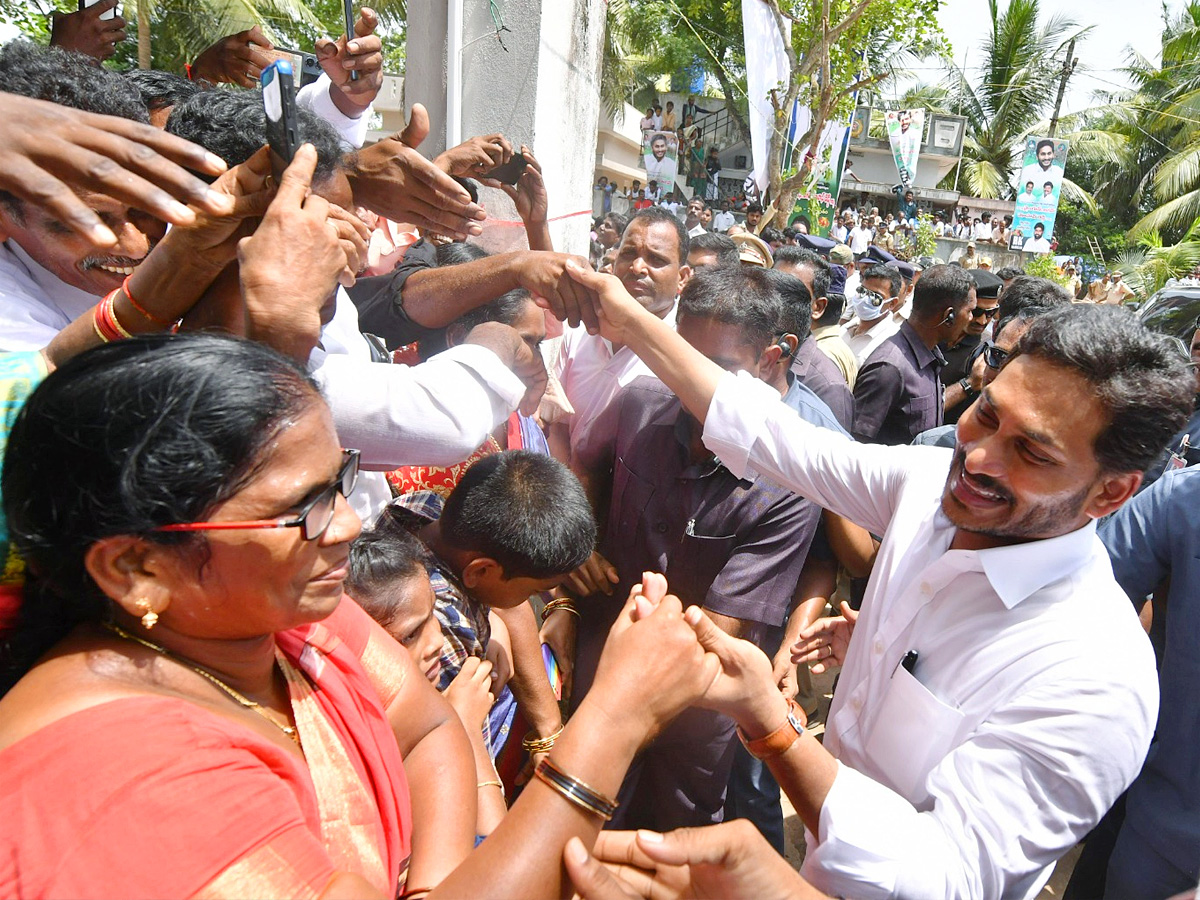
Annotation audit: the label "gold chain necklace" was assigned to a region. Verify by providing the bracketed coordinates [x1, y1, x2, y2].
[103, 622, 300, 745]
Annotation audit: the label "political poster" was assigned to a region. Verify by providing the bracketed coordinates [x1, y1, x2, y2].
[641, 130, 679, 198]
[786, 102, 852, 237]
[1010, 136, 1069, 254]
[885, 109, 924, 188]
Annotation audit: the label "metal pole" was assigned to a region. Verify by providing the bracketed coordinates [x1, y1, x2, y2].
[1048, 38, 1077, 138]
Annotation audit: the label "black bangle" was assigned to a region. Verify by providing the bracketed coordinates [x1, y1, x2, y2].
[534, 758, 618, 821]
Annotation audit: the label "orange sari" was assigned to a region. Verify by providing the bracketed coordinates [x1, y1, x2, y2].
[0, 601, 411, 899]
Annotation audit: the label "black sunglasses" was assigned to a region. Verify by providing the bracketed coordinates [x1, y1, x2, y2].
[970, 305, 1001, 320]
[983, 344, 1010, 369]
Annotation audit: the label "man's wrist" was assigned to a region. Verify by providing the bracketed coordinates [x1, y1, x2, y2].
[737, 690, 792, 742]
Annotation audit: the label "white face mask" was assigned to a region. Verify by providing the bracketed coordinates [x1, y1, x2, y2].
[850, 288, 890, 322]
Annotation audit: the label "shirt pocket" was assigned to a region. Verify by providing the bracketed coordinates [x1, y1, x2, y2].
[608, 458, 655, 547]
[862, 667, 964, 805]
[669, 531, 737, 609]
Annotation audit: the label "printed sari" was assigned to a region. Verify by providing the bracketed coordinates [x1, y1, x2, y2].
[0, 600, 411, 899]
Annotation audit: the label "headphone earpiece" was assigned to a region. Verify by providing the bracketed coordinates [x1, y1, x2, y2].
[775, 339, 794, 359]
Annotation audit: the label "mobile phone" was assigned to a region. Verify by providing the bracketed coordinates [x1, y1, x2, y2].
[79, 0, 117, 20]
[269, 47, 323, 87]
[261, 60, 298, 181]
[483, 153, 528, 185]
[343, 0, 359, 82]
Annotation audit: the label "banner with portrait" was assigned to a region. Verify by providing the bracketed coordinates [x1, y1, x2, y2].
[1009, 136, 1069, 254]
[641, 130, 679, 197]
[885, 109, 924, 189]
[786, 101, 852, 237]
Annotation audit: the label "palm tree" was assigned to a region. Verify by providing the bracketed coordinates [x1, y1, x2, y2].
[944, 0, 1086, 199]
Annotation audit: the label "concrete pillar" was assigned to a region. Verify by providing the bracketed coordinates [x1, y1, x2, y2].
[405, 0, 605, 256]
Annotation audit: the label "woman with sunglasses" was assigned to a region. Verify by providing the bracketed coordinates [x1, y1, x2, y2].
[0, 333, 716, 899]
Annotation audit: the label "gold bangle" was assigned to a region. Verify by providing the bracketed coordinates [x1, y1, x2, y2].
[541, 598, 579, 622]
[522, 723, 565, 754]
[477, 779, 504, 791]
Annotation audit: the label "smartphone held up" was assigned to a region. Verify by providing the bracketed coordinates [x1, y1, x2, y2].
[261, 60, 299, 182]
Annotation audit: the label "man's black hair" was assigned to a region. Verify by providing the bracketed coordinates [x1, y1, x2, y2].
[910, 264, 973, 319]
[762, 268, 812, 343]
[678, 266, 781, 353]
[998, 275, 1071, 324]
[452, 288, 534, 335]
[439, 451, 595, 578]
[436, 241, 489, 267]
[1036, 138, 1055, 155]
[746, 202, 763, 215]
[995, 266, 1023, 281]
[347, 516, 433, 627]
[689, 232, 739, 267]
[822, 293, 847, 325]
[687, 197, 709, 212]
[167, 89, 346, 185]
[123, 68, 204, 113]
[860, 263, 903, 299]
[0, 40, 148, 122]
[994, 303, 1055, 342]
[628, 206, 689, 264]
[760, 227, 784, 245]
[773, 247, 832, 301]
[1012, 305, 1192, 473]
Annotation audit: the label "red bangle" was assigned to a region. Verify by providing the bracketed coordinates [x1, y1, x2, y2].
[120, 274, 176, 327]
[92, 290, 132, 343]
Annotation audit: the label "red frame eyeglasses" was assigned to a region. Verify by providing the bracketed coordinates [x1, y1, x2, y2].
[156, 450, 360, 542]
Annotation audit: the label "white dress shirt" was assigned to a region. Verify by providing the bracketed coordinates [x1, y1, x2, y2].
[310, 291, 525, 522]
[701, 371, 1158, 900]
[712, 210, 735, 233]
[0, 240, 100, 350]
[555, 303, 676, 454]
[840, 310, 904, 367]
[848, 226, 873, 254]
[297, 74, 372, 149]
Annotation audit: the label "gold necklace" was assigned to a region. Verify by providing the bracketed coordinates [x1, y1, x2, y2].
[103, 622, 300, 745]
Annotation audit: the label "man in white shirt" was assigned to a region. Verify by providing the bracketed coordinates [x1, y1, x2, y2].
[684, 197, 708, 238]
[711, 201, 736, 233]
[555, 206, 690, 459]
[1022, 223, 1052, 254]
[847, 220, 873, 259]
[564, 269, 1188, 900]
[839, 264, 905, 366]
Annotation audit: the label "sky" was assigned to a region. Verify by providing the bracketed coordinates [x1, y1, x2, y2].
[931, 0, 1181, 117]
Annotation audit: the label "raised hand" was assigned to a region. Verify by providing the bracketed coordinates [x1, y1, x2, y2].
[236, 144, 351, 362]
[514, 252, 598, 334]
[348, 127, 486, 242]
[436, 133, 514, 179]
[0, 92, 229, 246]
[444, 656, 496, 735]
[316, 7, 383, 115]
[562, 258, 646, 339]
[50, 0, 126, 62]
[791, 601, 858, 675]
[189, 25, 276, 89]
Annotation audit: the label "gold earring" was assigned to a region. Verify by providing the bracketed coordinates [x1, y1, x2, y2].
[136, 599, 158, 630]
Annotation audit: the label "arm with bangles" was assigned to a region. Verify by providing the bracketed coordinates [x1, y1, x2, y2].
[423, 574, 720, 899]
[492, 602, 564, 768]
[442, 656, 508, 836]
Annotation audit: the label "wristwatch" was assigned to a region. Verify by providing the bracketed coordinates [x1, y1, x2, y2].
[737, 698, 806, 760]
[958, 376, 978, 397]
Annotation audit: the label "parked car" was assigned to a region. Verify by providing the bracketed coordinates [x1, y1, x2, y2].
[1136, 281, 1200, 342]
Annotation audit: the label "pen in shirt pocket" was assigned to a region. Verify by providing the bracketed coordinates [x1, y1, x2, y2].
[893, 649, 919, 678]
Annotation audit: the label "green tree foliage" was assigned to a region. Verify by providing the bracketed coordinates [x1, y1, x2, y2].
[4, 0, 406, 76]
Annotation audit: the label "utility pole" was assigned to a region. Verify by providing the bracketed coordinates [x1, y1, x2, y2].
[1048, 38, 1078, 137]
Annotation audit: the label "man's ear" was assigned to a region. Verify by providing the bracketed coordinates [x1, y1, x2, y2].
[1085, 472, 1141, 521]
[676, 263, 692, 295]
[811, 295, 828, 320]
[460, 556, 502, 589]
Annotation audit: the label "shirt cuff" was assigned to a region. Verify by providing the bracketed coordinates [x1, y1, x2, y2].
[433, 343, 527, 409]
[296, 73, 371, 149]
[701, 370, 784, 481]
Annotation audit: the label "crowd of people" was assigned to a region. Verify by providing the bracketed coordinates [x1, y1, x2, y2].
[0, 11, 1198, 900]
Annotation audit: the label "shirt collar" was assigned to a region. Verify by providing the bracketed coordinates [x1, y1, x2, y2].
[899, 319, 945, 370]
[972, 518, 1100, 609]
[4, 240, 100, 322]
